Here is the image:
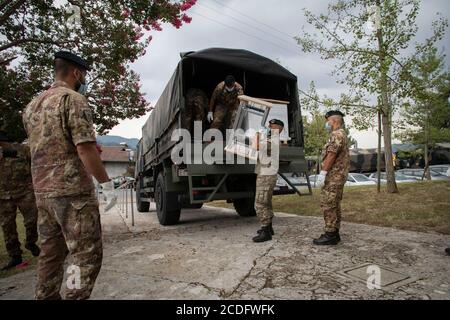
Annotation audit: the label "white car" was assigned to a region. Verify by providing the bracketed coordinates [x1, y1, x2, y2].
[368, 172, 418, 184]
[308, 173, 376, 187]
[397, 169, 449, 181]
[430, 165, 450, 177]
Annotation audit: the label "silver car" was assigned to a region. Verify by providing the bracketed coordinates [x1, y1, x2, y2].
[309, 173, 376, 188]
[397, 169, 449, 181]
[368, 172, 418, 184]
[430, 165, 450, 177]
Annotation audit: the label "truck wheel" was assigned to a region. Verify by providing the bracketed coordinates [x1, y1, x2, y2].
[136, 181, 150, 212]
[233, 198, 256, 217]
[155, 173, 181, 225]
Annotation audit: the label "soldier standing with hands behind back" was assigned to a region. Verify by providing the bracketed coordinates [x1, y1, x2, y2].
[23, 51, 116, 300]
[313, 111, 349, 246]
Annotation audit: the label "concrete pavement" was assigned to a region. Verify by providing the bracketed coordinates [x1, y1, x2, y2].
[0, 202, 449, 300]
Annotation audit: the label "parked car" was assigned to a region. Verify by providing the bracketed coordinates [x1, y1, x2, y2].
[346, 173, 377, 186]
[309, 173, 376, 188]
[368, 172, 418, 184]
[430, 165, 450, 177]
[397, 169, 449, 181]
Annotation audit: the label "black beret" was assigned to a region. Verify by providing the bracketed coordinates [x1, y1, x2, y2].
[269, 119, 284, 127]
[225, 75, 236, 86]
[325, 110, 345, 119]
[54, 51, 91, 71]
[0, 130, 9, 142]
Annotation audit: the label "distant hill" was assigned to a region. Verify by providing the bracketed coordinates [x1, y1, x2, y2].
[97, 135, 139, 149]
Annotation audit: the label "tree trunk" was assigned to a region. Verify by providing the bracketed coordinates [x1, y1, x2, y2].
[375, 3, 398, 193]
[381, 111, 398, 193]
[423, 110, 431, 180]
[377, 108, 382, 193]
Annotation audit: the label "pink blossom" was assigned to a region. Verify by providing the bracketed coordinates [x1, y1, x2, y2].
[181, 14, 192, 24]
[171, 17, 182, 29]
[122, 9, 130, 18]
[151, 21, 162, 31]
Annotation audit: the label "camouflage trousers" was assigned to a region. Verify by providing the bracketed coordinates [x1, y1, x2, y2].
[184, 88, 207, 132]
[35, 193, 102, 300]
[0, 192, 38, 258]
[320, 181, 345, 233]
[210, 104, 238, 130]
[254, 174, 278, 226]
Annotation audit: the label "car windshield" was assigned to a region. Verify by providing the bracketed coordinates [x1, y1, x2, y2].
[352, 174, 371, 182]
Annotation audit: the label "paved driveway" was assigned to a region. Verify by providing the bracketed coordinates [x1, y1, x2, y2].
[1, 203, 449, 300]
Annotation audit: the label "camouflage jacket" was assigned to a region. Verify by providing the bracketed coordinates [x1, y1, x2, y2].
[256, 129, 280, 176]
[322, 129, 350, 183]
[0, 143, 34, 199]
[210, 81, 244, 111]
[23, 81, 96, 198]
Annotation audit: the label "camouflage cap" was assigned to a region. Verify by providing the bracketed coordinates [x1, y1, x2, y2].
[54, 50, 91, 71]
[325, 110, 345, 119]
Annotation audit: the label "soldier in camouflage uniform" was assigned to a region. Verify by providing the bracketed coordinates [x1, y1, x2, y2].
[0, 131, 40, 270]
[313, 110, 349, 246]
[23, 51, 115, 300]
[252, 119, 284, 243]
[208, 75, 244, 131]
[184, 88, 208, 133]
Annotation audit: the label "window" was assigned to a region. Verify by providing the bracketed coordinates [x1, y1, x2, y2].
[352, 174, 371, 182]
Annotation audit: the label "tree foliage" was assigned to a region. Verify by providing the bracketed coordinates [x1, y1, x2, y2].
[396, 47, 450, 156]
[0, 0, 196, 141]
[296, 0, 448, 193]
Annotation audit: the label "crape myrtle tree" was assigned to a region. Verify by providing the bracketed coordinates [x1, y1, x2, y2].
[0, 0, 196, 141]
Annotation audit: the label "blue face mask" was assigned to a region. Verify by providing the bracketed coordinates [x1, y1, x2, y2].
[325, 122, 332, 132]
[77, 82, 88, 95]
[75, 73, 88, 95]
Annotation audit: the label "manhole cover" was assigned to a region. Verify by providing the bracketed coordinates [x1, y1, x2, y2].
[337, 263, 417, 291]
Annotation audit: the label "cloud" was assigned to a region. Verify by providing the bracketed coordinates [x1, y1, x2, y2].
[109, 0, 450, 148]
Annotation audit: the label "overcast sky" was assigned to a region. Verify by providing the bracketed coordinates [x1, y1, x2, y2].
[108, 0, 450, 148]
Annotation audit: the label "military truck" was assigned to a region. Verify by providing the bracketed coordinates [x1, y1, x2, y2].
[135, 48, 310, 225]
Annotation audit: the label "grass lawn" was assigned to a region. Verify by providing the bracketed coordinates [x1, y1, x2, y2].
[210, 180, 450, 235]
[0, 214, 39, 279]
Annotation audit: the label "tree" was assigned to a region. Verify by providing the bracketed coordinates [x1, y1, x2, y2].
[0, 0, 196, 141]
[296, 0, 448, 193]
[397, 47, 450, 179]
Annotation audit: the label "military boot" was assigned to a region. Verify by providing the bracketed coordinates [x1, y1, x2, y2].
[313, 231, 341, 245]
[2, 255, 22, 270]
[25, 243, 41, 257]
[257, 223, 274, 236]
[253, 226, 272, 243]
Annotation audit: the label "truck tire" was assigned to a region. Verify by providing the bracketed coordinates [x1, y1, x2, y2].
[233, 197, 256, 217]
[136, 181, 150, 212]
[181, 200, 204, 209]
[155, 172, 181, 225]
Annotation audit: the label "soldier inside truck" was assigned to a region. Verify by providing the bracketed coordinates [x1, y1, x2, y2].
[181, 60, 301, 147]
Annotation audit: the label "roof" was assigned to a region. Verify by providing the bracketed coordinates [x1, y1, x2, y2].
[99, 146, 132, 163]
